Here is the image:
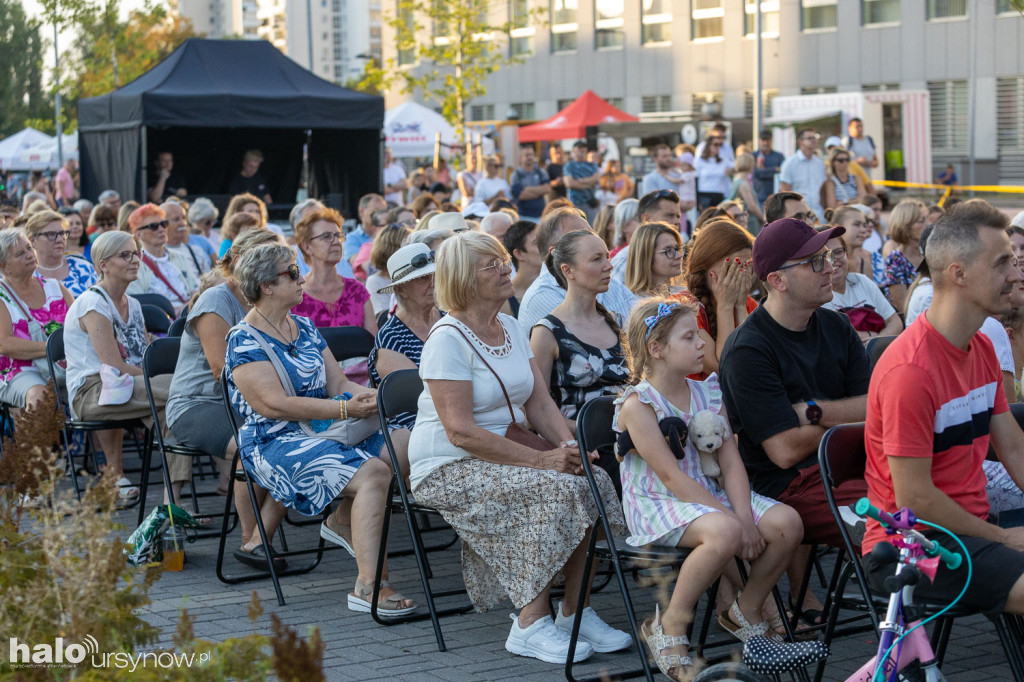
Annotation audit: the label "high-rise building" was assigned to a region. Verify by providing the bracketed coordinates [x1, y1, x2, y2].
[178, 0, 381, 84]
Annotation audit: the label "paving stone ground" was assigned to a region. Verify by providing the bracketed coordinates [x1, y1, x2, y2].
[120, 470, 1015, 681]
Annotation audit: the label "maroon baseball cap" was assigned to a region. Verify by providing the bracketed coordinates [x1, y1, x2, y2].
[752, 218, 846, 280]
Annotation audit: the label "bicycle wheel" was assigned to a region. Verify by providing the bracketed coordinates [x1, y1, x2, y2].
[693, 662, 768, 682]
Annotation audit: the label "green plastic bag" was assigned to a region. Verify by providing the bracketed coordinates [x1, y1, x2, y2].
[124, 503, 202, 566]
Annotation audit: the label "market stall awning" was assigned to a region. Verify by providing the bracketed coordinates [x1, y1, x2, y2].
[517, 90, 638, 143]
[385, 101, 458, 158]
[0, 128, 54, 169]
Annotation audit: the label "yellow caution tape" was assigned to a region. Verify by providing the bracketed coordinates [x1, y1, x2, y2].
[873, 179, 1024, 207]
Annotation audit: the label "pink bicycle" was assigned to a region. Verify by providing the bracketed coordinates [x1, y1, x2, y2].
[695, 498, 968, 682]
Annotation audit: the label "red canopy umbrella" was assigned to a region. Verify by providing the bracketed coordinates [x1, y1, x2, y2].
[517, 90, 638, 143]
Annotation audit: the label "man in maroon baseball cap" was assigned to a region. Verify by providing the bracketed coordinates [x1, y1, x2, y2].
[720, 216, 870, 626]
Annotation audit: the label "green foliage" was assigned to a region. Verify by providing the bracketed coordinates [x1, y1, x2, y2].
[362, 0, 545, 140]
[0, 389, 324, 681]
[0, 0, 51, 138]
[1008, 0, 1024, 14]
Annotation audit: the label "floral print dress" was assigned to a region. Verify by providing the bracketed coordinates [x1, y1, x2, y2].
[0, 277, 67, 383]
[880, 249, 917, 298]
[533, 314, 630, 420]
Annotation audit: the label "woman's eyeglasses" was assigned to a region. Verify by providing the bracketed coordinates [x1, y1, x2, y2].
[137, 220, 169, 232]
[36, 230, 70, 242]
[776, 249, 836, 273]
[478, 256, 512, 273]
[835, 157, 850, 163]
[658, 246, 682, 259]
[276, 264, 301, 281]
[309, 230, 342, 244]
[392, 251, 435, 281]
[112, 250, 141, 263]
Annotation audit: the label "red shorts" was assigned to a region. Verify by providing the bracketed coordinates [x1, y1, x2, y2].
[776, 464, 867, 547]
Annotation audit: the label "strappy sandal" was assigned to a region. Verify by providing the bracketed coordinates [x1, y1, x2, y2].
[717, 600, 781, 643]
[347, 579, 416, 617]
[640, 604, 698, 682]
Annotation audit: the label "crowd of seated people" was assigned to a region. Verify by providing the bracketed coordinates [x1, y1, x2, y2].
[8, 138, 1024, 677]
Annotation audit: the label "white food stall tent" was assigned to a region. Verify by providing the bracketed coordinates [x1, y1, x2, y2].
[14, 132, 79, 171]
[385, 101, 461, 159]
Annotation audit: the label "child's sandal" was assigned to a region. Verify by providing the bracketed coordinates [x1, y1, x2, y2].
[640, 604, 699, 681]
[717, 600, 782, 643]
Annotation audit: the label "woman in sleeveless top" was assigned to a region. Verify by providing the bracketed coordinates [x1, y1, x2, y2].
[531, 231, 629, 425]
[823, 147, 865, 209]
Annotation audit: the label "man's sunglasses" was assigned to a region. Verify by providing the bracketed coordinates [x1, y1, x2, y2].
[276, 264, 301, 281]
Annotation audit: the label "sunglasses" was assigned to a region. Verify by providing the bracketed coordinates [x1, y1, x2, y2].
[650, 189, 680, 202]
[137, 220, 169, 232]
[777, 249, 836, 273]
[834, 157, 850, 163]
[276, 264, 301, 281]
[36, 230, 70, 242]
[392, 251, 435, 281]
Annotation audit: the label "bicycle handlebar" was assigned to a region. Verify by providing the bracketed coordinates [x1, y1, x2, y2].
[855, 498, 962, 570]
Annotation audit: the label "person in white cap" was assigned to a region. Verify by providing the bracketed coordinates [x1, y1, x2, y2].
[368, 243, 443, 432]
[430, 211, 471, 233]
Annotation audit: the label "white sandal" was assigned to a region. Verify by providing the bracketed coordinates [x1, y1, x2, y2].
[640, 604, 698, 681]
[718, 599, 781, 643]
[347, 580, 416, 617]
[115, 477, 139, 499]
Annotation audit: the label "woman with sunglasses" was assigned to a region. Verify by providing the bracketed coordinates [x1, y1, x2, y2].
[724, 154, 765, 234]
[125, 204, 196, 314]
[823, 147, 865, 209]
[25, 210, 98, 297]
[225, 243, 415, 617]
[625, 222, 686, 298]
[530, 230, 629, 427]
[0, 228, 73, 414]
[63, 231, 173, 500]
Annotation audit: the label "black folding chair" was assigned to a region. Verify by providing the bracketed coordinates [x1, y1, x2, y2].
[141, 337, 233, 533]
[167, 316, 187, 338]
[865, 335, 897, 371]
[370, 369, 471, 651]
[141, 304, 172, 336]
[214, 367, 329, 606]
[129, 292, 175, 318]
[815, 422, 1024, 682]
[45, 328, 151, 506]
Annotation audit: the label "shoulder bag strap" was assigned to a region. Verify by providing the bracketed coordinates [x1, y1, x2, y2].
[0, 279, 40, 334]
[230, 321, 296, 398]
[427, 321, 517, 423]
[140, 251, 187, 305]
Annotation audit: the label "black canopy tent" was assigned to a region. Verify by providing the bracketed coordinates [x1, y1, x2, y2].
[78, 38, 384, 217]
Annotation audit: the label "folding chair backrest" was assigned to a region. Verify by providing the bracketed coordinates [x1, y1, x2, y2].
[575, 396, 622, 498]
[130, 292, 175, 318]
[141, 304, 172, 335]
[318, 326, 375, 363]
[376, 369, 423, 421]
[220, 367, 241, 436]
[45, 328, 70, 413]
[143, 337, 181, 380]
[865, 335, 897, 371]
[167, 316, 187, 338]
[818, 422, 867, 490]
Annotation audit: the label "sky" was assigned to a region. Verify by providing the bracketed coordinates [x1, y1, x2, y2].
[23, 0, 148, 70]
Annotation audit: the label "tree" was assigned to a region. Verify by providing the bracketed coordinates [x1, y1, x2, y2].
[68, 0, 200, 100]
[0, 0, 50, 138]
[362, 0, 544, 141]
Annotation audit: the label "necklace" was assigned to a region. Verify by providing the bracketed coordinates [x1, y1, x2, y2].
[36, 261, 65, 271]
[255, 308, 298, 357]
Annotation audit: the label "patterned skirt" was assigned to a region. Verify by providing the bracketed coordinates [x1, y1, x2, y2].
[414, 457, 626, 612]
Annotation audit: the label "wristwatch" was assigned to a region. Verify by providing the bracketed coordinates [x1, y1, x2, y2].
[806, 400, 823, 426]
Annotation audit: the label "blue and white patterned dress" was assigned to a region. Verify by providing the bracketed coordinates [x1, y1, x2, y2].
[225, 315, 386, 516]
[57, 256, 99, 297]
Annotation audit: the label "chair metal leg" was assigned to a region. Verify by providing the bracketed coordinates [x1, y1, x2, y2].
[995, 615, 1024, 682]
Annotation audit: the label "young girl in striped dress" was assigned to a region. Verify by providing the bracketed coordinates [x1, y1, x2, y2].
[614, 298, 804, 681]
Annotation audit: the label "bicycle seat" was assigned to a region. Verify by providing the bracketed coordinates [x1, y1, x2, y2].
[743, 635, 829, 676]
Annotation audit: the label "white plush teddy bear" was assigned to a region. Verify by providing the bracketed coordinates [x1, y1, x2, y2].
[687, 409, 730, 479]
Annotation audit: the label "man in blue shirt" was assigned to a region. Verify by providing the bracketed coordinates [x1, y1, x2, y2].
[752, 130, 785, 207]
[511, 146, 551, 221]
[563, 141, 601, 224]
[341, 193, 386, 278]
[780, 129, 827, 223]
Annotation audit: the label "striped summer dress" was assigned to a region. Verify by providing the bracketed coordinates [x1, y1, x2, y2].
[368, 311, 444, 430]
[612, 373, 779, 547]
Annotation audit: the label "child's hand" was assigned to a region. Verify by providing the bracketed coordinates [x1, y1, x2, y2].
[737, 520, 766, 561]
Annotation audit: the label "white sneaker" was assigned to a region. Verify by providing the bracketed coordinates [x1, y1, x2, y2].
[554, 602, 633, 653]
[505, 614, 594, 663]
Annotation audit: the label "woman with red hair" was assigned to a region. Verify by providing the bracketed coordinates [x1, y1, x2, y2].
[126, 203, 196, 313]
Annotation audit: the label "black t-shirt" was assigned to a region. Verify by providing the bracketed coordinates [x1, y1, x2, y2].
[546, 163, 567, 198]
[152, 173, 187, 200]
[719, 305, 870, 499]
[228, 172, 269, 199]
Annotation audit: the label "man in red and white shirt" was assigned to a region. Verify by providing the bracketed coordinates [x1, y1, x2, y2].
[864, 200, 1024, 616]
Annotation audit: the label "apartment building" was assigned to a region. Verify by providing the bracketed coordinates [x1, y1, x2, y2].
[382, 0, 1024, 183]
